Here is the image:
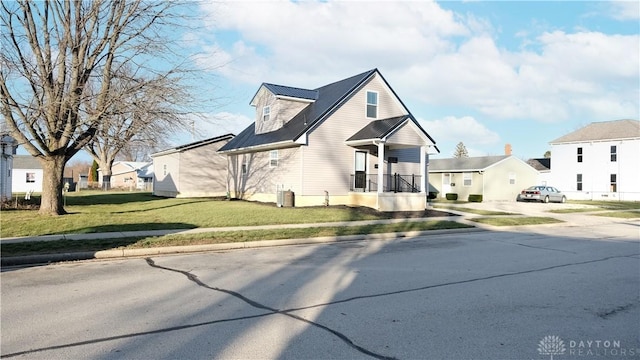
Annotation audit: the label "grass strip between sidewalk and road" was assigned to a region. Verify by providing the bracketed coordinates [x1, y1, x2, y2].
[431, 205, 517, 216]
[468, 217, 564, 226]
[1, 220, 471, 257]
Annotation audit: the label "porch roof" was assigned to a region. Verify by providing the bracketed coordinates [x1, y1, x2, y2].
[345, 114, 438, 150]
[346, 115, 408, 142]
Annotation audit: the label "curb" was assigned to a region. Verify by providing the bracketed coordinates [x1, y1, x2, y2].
[1, 227, 485, 267]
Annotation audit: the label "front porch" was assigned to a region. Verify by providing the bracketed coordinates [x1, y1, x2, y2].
[349, 173, 422, 193]
[348, 173, 427, 211]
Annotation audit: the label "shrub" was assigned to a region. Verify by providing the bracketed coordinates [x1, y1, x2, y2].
[468, 194, 483, 202]
[445, 193, 458, 201]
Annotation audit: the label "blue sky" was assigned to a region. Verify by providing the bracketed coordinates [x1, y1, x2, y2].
[65, 1, 640, 162]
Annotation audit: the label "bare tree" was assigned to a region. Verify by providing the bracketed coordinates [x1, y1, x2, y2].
[0, 0, 191, 214]
[84, 67, 194, 189]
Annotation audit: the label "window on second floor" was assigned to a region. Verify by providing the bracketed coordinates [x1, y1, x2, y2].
[269, 150, 278, 167]
[509, 172, 516, 185]
[610, 145, 617, 162]
[366, 91, 378, 118]
[26, 172, 35, 183]
[262, 106, 271, 122]
[463, 172, 472, 187]
[576, 174, 582, 191]
[577, 147, 583, 163]
[163, 165, 167, 176]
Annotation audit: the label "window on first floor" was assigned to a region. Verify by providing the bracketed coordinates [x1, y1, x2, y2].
[463, 172, 472, 187]
[610, 174, 617, 192]
[610, 145, 617, 162]
[270, 150, 278, 167]
[26, 172, 35, 183]
[576, 174, 582, 191]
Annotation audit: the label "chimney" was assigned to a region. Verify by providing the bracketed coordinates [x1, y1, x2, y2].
[505, 143, 512, 156]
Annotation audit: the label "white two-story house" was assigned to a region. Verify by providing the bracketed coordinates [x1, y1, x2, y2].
[549, 119, 640, 201]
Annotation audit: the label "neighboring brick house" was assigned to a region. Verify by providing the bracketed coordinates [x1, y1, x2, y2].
[549, 119, 640, 201]
[218, 69, 439, 211]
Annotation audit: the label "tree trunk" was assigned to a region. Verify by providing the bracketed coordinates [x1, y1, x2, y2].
[39, 156, 67, 215]
[99, 158, 114, 191]
[102, 174, 112, 191]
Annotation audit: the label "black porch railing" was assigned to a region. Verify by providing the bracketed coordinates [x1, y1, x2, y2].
[349, 173, 422, 193]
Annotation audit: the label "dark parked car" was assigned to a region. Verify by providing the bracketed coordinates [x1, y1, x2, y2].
[517, 186, 567, 203]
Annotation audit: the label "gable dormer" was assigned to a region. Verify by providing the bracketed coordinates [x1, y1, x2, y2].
[250, 83, 318, 135]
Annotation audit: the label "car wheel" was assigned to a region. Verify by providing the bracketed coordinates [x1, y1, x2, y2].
[561, 196, 566, 203]
[543, 196, 549, 203]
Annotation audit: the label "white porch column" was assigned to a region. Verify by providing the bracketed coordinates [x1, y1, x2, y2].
[377, 141, 385, 194]
[420, 146, 427, 194]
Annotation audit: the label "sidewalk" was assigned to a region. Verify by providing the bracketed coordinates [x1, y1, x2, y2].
[1, 214, 483, 266]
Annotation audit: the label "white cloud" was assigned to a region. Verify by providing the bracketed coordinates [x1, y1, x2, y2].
[607, 1, 640, 21]
[419, 116, 501, 157]
[195, 0, 639, 126]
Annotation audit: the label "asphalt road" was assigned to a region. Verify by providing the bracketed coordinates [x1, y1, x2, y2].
[1, 211, 639, 359]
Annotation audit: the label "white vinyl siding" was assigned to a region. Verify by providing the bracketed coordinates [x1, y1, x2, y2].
[301, 73, 407, 196]
[550, 138, 640, 200]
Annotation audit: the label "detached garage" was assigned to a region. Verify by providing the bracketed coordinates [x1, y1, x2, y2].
[152, 134, 234, 198]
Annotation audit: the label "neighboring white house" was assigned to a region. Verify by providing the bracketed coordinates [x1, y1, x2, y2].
[549, 119, 640, 201]
[12, 155, 43, 194]
[98, 161, 154, 190]
[1, 134, 19, 199]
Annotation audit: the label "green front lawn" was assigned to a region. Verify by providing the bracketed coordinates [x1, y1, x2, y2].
[0, 191, 453, 237]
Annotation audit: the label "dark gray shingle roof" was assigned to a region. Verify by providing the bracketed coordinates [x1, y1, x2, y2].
[262, 84, 318, 101]
[152, 134, 234, 157]
[13, 155, 42, 169]
[429, 155, 510, 172]
[219, 69, 378, 152]
[550, 119, 640, 144]
[346, 116, 409, 141]
[527, 158, 551, 171]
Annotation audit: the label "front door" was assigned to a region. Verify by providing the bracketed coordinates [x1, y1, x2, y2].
[442, 173, 451, 197]
[354, 151, 367, 191]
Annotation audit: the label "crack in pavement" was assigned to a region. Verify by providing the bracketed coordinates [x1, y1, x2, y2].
[3, 253, 637, 359]
[143, 258, 398, 360]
